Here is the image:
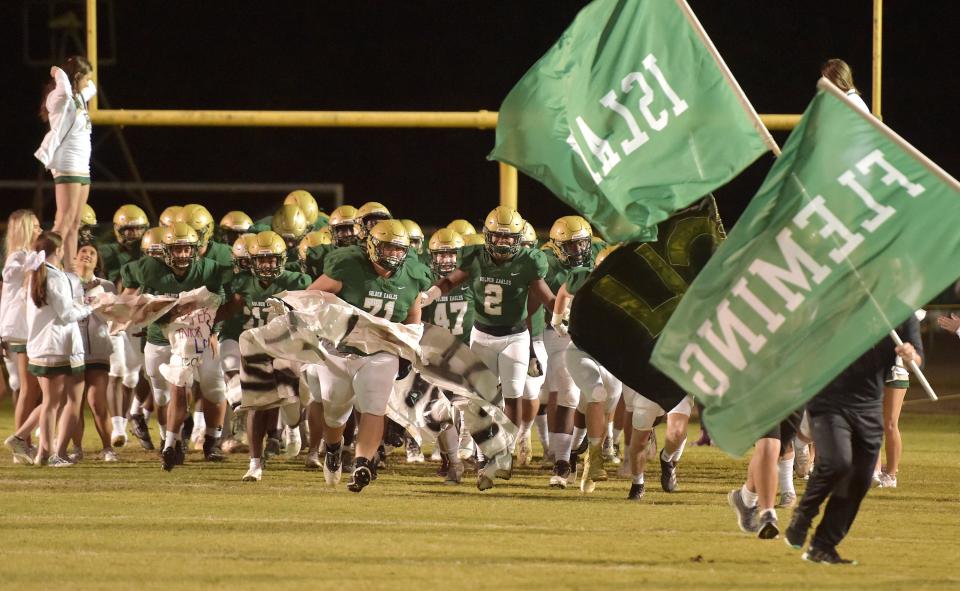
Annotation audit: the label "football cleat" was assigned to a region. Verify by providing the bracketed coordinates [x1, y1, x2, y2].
[111, 429, 127, 448]
[241, 466, 263, 482]
[659, 452, 678, 492]
[129, 413, 155, 451]
[627, 483, 645, 501]
[347, 457, 373, 493]
[445, 461, 465, 485]
[202, 436, 224, 462]
[802, 547, 857, 565]
[264, 437, 282, 461]
[284, 426, 302, 459]
[323, 447, 343, 486]
[161, 445, 177, 472]
[405, 438, 425, 464]
[304, 450, 321, 470]
[549, 460, 572, 489]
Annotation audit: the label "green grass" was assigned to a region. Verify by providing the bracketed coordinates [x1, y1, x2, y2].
[0, 403, 957, 590]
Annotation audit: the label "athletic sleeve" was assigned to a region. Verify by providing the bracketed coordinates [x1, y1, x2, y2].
[564, 267, 592, 296]
[322, 247, 359, 282]
[120, 259, 143, 290]
[528, 248, 549, 280]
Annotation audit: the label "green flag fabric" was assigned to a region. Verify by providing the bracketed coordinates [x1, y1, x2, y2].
[489, 0, 774, 242]
[650, 79, 960, 455]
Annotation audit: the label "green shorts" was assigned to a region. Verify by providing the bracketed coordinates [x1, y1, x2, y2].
[886, 380, 910, 390]
[28, 363, 85, 377]
[84, 362, 110, 372]
[53, 175, 91, 185]
[8, 343, 27, 354]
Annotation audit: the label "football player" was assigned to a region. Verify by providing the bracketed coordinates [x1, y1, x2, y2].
[420, 206, 555, 490]
[271, 204, 309, 273]
[158, 205, 183, 227]
[541, 216, 594, 488]
[307, 219, 430, 492]
[79, 203, 97, 245]
[178, 204, 232, 267]
[446, 219, 477, 237]
[120, 222, 232, 471]
[100, 204, 150, 448]
[517, 221, 547, 467]
[217, 211, 254, 252]
[216, 231, 312, 482]
[354, 202, 392, 241]
[284, 190, 327, 231]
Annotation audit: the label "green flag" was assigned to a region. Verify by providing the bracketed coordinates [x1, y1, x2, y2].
[488, 0, 775, 242]
[650, 79, 960, 455]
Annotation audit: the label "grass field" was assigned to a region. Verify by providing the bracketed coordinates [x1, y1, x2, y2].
[0, 400, 957, 591]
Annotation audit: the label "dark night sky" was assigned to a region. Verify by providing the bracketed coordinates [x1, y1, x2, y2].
[2, 0, 957, 233]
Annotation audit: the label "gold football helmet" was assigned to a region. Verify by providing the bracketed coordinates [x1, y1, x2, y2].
[248, 231, 288, 280]
[218, 211, 253, 247]
[176, 204, 215, 247]
[520, 221, 537, 248]
[483, 206, 524, 258]
[366, 219, 409, 272]
[297, 229, 333, 270]
[594, 244, 620, 268]
[231, 233, 256, 273]
[462, 233, 485, 247]
[400, 219, 424, 254]
[284, 190, 319, 225]
[549, 215, 593, 267]
[328, 205, 359, 247]
[446, 219, 477, 236]
[112, 204, 149, 246]
[140, 227, 166, 259]
[356, 201, 392, 240]
[159, 205, 183, 227]
[428, 228, 464, 276]
[271, 204, 308, 248]
[161, 222, 200, 270]
[80, 203, 97, 227]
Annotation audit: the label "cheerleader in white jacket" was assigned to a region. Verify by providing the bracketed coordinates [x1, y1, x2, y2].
[34, 55, 96, 272]
[4, 232, 92, 466]
[1, 210, 43, 455]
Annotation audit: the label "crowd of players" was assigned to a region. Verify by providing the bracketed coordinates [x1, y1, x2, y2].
[1, 190, 872, 557]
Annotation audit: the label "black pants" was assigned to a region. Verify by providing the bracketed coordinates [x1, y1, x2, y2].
[793, 406, 883, 550]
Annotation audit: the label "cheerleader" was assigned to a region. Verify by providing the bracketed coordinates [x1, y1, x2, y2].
[68, 242, 118, 461]
[34, 56, 96, 272]
[7, 232, 92, 466]
[1, 210, 44, 462]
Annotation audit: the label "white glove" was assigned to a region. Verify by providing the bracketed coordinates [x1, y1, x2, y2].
[551, 311, 569, 336]
[419, 285, 442, 307]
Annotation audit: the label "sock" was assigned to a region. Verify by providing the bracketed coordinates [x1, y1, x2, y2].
[605, 421, 614, 441]
[121, 417, 129, 431]
[111, 416, 124, 433]
[669, 437, 687, 463]
[159, 425, 167, 441]
[249, 457, 262, 470]
[551, 432, 573, 462]
[778, 457, 796, 494]
[632, 473, 645, 485]
[572, 427, 587, 450]
[205, 426, 223, 439]
[164, 431, 180, 450]
[588, 436, 602, 447]
[518, 420, 532, 441]
[533, 415, 549, 449]
[192, 411, 205, 432]
[741, 484, 759, 508]
[326, 439, 342, 454]
[143, 409, 152, 422]
[760, 507, 777, 521]
[661, 448, 671, 462]
[611, 427, 623, 446]
[129, 398, 143, 415]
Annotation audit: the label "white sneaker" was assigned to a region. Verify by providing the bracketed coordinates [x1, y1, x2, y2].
[68, 447, 84, 463]
[872, 472, 883, 487]
[284, 426, 302, 459]
[406, 439, 425, 463]
[111, 430, 127, 448]
[242, 466, 263, 482]
[879, 473, 898, 488]
[100, 450, 119, 463]
[445, 461, 465, 485]
[48, 455, 74, 467]
[304, 450, 321, 470]
[4, 435, 35, 465]
[602, 437, 621, 465]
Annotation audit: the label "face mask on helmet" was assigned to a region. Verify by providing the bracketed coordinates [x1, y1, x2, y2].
[559, 237, 592, 267]
[359, 213, 392, 239]
[370, 239, 407, 271]
[485, 231, 521, 258]
[430, 249, 459, 276]
[164, 243, 198, 270]
[251, 253, 285, 280]
[118, 224, 148, 247]
[332, 223, 359, 247]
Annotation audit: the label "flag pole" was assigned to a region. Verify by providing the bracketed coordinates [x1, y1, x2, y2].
[888, 329, 937, 401]
[674, 0, 780, 157]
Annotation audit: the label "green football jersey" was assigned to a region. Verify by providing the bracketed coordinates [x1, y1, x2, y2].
[564, 266, 593, 296]
[122, 256, 232, 345]
[283, 246, 302, 273]
[203, 240, 234, 267]
[323, 246, 431, 323]
[250, 216, 272, 234]
[302, 243, 336, 279]
[99, 241, 142, 286]
[424, 274, 474, 344]
[219, 270, 311, 341]
[459, 244, 548, 328]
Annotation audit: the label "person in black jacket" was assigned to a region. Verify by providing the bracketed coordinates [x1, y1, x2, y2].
[784, 316, 922, 564]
